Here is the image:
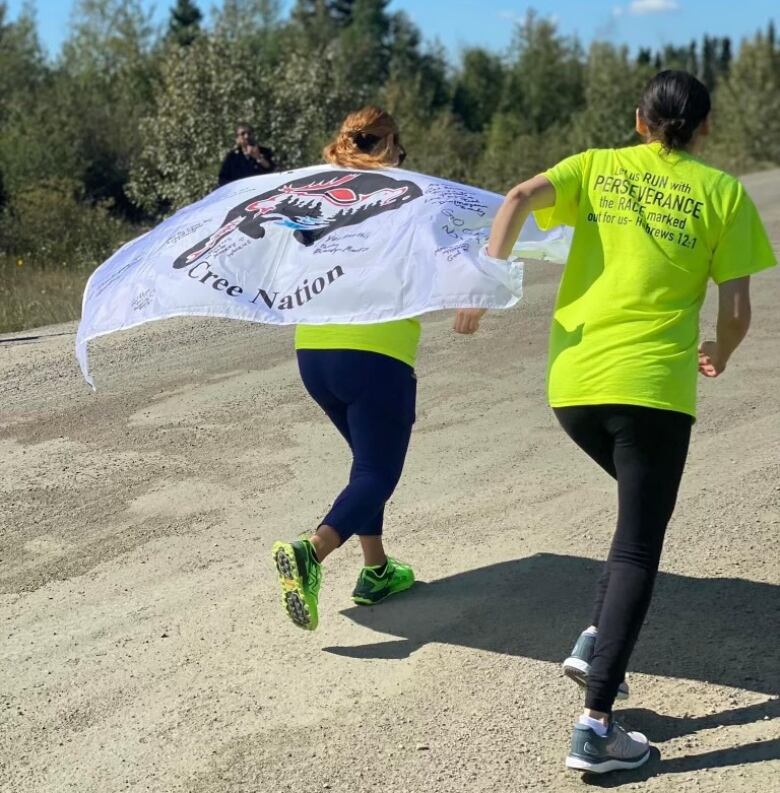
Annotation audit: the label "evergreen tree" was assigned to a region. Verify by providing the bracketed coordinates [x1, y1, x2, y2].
[569, 43, 651, 151]
[709, 27, 780, 170]
[719, 37, 732, 76]
[167, 0, 202, 48]
[290, 0, 338, 46]
[659, 43, 689, 71]
[336, 0, 392, 91]
[452, 48, 505, 132]
[501, 12, 585, 135]
[686, 40, 698, 74]
[701, 35, 717, 89]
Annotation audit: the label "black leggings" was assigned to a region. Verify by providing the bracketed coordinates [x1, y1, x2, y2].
[554, 405, 692, 713]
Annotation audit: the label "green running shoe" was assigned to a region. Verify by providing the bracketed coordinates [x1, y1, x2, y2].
[351, 558, 415, 605]
[272, 539, 322, 630]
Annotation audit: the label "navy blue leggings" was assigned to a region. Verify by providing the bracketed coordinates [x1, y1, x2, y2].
[297, 349, 417, 543]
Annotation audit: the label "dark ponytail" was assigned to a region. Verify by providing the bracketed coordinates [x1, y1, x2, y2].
[638, 70, 711, 150]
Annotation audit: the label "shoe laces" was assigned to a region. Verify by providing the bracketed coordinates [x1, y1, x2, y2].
[305, 544, 323, 589]
[608, 721, 638, 756]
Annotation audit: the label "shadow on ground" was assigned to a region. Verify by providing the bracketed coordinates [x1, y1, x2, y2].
[327, 554, 778, 695]
[583, 739, 780, 787]
[324, 553, 779, 781]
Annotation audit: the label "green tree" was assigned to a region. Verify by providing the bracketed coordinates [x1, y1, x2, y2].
[0, 1, 44, 124]
[127, 35, 259, 212]
[0, 80, 84, 200]
[290, 0, 337, 46]
[335, 0, 392, 94]
[657, 43, 689, 71]
[0, 1, 47, 207]
[385, 13, 450, 112]
[709, 25, 780, 171]
[569, 43, 652, 151]
[452, 48, 505, 132]
[719, 37, 733, 76]
[477, 112, 570, 192]
[701, 35, 717, 88]
[381, 18, 454, 178]
[501, 11, 585, 135]
[63, 0, 155, 76]
[56, 0, 158, 214]
[213, 0, 280, 40]
[167, 0, 202, 47]
[261, 48, 358, 166]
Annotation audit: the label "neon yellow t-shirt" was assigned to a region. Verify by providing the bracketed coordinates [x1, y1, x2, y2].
[294, 319, 421, 368]
[534, 142, 777, 417]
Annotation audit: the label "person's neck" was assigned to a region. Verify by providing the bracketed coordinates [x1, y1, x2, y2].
[645, 136, 695, 155]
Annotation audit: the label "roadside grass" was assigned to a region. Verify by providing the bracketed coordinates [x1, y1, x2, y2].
[0, 257, 90, 335]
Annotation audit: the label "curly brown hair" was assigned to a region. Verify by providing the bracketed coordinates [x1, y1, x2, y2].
[323, 106, 404, 169]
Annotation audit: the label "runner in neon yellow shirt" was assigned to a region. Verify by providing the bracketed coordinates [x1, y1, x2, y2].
[488, 70, 776, 775]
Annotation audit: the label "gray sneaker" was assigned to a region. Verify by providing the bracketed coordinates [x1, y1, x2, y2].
[566, 720, 651, 773]
[563, 630, 630, 700]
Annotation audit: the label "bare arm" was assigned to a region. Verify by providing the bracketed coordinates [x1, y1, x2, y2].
[487, 174, 557, 260]
[453, 174, 557, 335]
[699, 277, 752, 377]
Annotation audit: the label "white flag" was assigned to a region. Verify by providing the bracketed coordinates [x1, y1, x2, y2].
[76, 166, 570, 386]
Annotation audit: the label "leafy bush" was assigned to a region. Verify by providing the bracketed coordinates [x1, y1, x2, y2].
[0, 179, 135, 269]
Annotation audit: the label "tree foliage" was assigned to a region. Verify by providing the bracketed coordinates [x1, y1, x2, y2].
[167, 0, 203, 47]
[0, 3, 777, 271]
[708, 31, 780, 170]
[127, 35, 259, 212]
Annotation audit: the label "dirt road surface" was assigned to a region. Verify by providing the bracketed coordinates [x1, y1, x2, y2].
[1, 171, 778, 792]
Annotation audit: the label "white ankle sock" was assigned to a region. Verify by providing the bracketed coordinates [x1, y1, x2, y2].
[579, 715, 609, 737]
[584, 626, 598, 637]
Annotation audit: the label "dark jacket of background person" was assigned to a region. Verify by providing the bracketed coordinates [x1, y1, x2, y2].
[218, 146, 275, 186]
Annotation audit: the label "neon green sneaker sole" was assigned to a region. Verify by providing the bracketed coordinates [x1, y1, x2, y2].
[272, 540, 319, 631]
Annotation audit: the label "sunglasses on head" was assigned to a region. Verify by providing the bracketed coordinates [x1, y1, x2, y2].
[354, 132, 407, 165]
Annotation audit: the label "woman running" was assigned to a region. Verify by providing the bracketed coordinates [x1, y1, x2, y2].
[488, 70, 776, 773]
[272, 106, 485, 631]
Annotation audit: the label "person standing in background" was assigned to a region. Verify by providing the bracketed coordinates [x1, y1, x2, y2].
[218, 122, 275, 186]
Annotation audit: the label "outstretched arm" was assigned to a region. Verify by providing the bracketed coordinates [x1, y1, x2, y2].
[699, 276, 752, 377]
[487, 174, 557, 260]
[453, 175, 557, 335]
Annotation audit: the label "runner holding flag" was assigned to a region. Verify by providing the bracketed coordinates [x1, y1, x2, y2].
[271, 107, 487, 631]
